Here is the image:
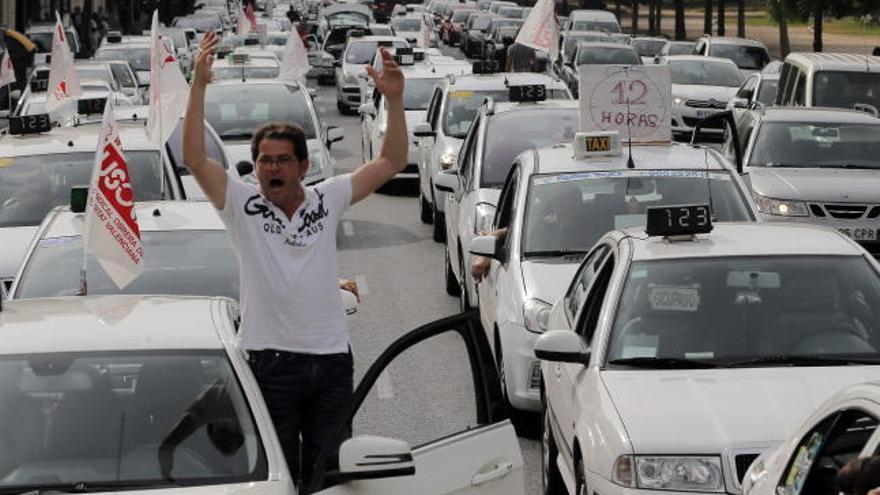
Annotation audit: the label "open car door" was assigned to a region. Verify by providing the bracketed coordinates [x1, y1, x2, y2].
[307, 311, 525, 495]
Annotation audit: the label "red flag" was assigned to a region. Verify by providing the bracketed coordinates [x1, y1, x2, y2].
[245, 3, 258, 31]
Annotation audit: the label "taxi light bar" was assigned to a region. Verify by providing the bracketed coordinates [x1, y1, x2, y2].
[9, 114, 52, 135]
[34, 69, 50, 80]
[30, 79, 49, 93]
[645, 205, 713, 237]
[106, 31, 122, 43]
[377, 40, 394, 47]
[70, 186, 89, 214]
[413, 50, 426, 61]
[396, 46, 414, 55]
[472, 60, 500, 74]
[572, 131, 621, 159]
[509, 84, 546, 102]
[395, 54, 415, 65]
[231, 52, 250, 64]
[77, 97, 107, 116]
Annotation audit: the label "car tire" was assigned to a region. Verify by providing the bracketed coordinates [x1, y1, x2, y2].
[445, 248, 461, 296]
[433, 206, 446, 242]
[420, 189, 433, 224]
[542, 403, 566, 495]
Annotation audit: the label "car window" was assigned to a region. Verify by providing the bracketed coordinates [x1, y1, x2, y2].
[709, 44, 770, 70]
[778, 410, 878, 495]
[494, 166, 520, 232]
[631, 39, 666, 57]
[442, 88, 568, 138]
[756, 79, 778, 105]
[564, 245, 610, 323]
[736, 75, 758, 99]
[576, 47, 640, 66]
[607, 256, 880, 365]
[213, 66, 281, 80]
[793, 71, 806, 105]
[457, 114, 480, 189]
[15, 231, 239, 300]
[577, 254, 615, 342]
[403, 78, 442, 111]
[669, 60, 743, 87]
[813, 71, 880, 112]
[110, 63, 136, 88]
[204, 84, 317, 139]
[0, 151, 165, 228]
[0, 351, 267, 490]
[94, 47, 152, 72]
[345, 40, 408, 64]
[572, 20, 621, 32]
[427, 87, 443, 129]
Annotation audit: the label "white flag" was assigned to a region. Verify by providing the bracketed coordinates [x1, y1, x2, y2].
[45, 11, 82, 116]
[417, 15, 432, 49]
[236, 4, 251, 36]
[515, 0, 559, 60]
[0, 50, 16, 88]
[147, 10, 190, 146]
[82, 100, 144, 289]
[279, 28, 310, 84]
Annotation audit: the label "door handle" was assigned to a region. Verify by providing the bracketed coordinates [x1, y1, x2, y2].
[554, 363, 562, 379]
[471, 461, 513, 486]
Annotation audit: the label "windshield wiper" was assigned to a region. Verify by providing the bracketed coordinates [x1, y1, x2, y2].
[5, 480, 180, 494]
[724, 355, 880, 368]
[523, 249, 589, 258]
[836, 164, 879, 170]
[607, 357, 719, 369]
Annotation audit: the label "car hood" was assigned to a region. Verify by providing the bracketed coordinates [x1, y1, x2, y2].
[748, 166, 880, 203]
[342, 64, 367, 83]
[671, 83, 737, 102]
[603, 366, 880, 453]
[520, 259, 581, 304]
[0, 226, 39, 280]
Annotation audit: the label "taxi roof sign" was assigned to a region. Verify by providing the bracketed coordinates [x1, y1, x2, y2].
[472, 60, 500, 74]
[9, 114, 52, 136]
[578, 64, 672, 144]
[77, 97, 107, 116]
[645, 204, 713, 237]
[572, 131, 621, 159]
[231, 52, 250, 64]
[30, 79, 49, 93]
[509, 84, 546, 103]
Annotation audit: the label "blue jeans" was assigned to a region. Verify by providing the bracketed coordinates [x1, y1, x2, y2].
[248, 349, 353, 489]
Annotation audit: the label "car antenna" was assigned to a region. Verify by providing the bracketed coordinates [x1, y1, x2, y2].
[624, 67, 635, 169]
[703, 146, 717, 220]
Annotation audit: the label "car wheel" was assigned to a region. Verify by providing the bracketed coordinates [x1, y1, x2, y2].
[432, 207, 446, 243]
[445, 248, 461, 296]
[419, 189, 433, 224]
[542, 404, 566, 495]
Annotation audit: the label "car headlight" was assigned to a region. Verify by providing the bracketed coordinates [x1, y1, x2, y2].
[742, 456, 766, 495]
[474, 203, 495, 234]
[613, 456, 724, 492]
[673, 95, 685, 105]
[523, 298, 552, 334]
[753, 193, 809, 217]
[439, 152, 457, 170]
[307, 154, 323, 177]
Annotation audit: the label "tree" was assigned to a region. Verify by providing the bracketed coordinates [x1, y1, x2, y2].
[813, 1, 824, 51]
[718, 0, 726, 34]
[674, 0, 687, 38]
[632, 0, 640, 33]
[737, 0, 746, 36]
[648, 0, 656, 34]
[765, 0, 791, 56]
[704, 0, 713, 33]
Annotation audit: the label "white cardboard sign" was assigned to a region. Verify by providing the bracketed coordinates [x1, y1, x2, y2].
[578, 64, 672, 143]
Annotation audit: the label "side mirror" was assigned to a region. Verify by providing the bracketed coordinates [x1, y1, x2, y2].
[308, 88, 318, 98]
[326, 126, 344, 144]
[534, 330, 590, 364]
[413, 122, 435, 138]
[236, 160, 254, 176]
[731, 97, 749, 109]
[358, 102, 377, 116]
[468, 235, 501, 260]
[434, 169, 459, 193]
[653, 54, 660, 64]
[331, 436, 415, 482]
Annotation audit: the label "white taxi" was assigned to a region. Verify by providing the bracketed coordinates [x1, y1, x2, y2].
[212, 52, 281, 80]
[0, 113, 183, 295]
[335, 34, 409, 114]
[0, 296, 525, 495]
[536, 212, 880, 495]
[413, 64, 572, 242]
[467, 134, 757, 413]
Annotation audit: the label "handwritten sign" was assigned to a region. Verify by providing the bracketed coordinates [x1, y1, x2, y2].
[579, 65, 671, 143]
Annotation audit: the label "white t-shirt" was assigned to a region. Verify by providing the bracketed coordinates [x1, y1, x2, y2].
[218, 172, 352, 354]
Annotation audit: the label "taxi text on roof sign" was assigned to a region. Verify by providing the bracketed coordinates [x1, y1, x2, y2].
[572, 131, 621, 158]
[579, 64, 672, 144]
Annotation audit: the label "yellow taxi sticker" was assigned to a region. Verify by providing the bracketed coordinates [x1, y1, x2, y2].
[585, 135, 611, 152]
[450, 90, 475, 98]
[0, 158, 14, 168]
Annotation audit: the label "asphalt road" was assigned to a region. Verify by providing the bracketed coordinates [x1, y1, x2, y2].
[312, 44, 543, 494]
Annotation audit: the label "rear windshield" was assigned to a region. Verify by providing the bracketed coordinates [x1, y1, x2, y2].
[346, 40, 408, 64]
[443, 87, 570, 137]
[709, 44, 769, 70]
[670, 60, 743, 87]
[213, 66, 281, 80]
[631, 39, 666, 57]
[404, 78, 442, 110]
[94, 47, 151, 72]
[392, 18, 422, 31]
[577, 47, 640, 66]
[572, 20, 621, 33]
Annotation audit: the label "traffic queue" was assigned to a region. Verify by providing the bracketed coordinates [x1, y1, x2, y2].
[1, 0, 880, 494]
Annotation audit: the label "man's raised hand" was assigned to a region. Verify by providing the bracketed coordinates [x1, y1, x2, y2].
[193, 31, 219, 89]
[365, 48, 404, 100]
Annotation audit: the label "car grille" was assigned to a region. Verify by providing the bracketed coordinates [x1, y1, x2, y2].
[734, 453, 760, 484]
[809, 203, 880, 220]
[343, 87, 360, 94]
[685, 99, 727, 109]
[682, 116, 724, 128]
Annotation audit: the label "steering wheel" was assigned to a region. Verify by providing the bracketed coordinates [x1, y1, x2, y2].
[790, 322, 874, 355]
[120, 442, 214, 480]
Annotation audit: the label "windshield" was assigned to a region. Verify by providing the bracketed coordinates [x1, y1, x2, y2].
[481, 109, 578, 188]
[0, 351, 267, 491]
[756, 79, 778, 105]
[404, 78, 441, 110]
[522, 171, 751, 255]
[666, 42, 695, 55]
[631, 39, 666, 57]
[490, 19, 521, 30]
[76, 68, 112, 85]
[469, 15, 493, 30]
[346, 40, 408, 64]
[572, 20, 621, 33]
[16, 231, 238, 299]
[392, 18, 422, 31]
[577, 47, 640, 66]
[606, 256, 880, 367]
[94, 47, 151, 71]
[564, 35, 608, 60]
[204, 84, 316, 140]
[749, 122, 880, 169]
[327, 12, 370, 26]
[442, 88, 568, 137]
[28, 31, 77, 53]
[213, 66, 281, 80]
[709, 44, 769, 70]
[670, 60, 743, 86]
[452, 9, 475, 21]
[0, 151, 165, 228]
[813, 71, 880, 111]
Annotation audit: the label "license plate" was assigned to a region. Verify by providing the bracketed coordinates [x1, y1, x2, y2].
[839, 227, 878, 241]
[696, 110, 708, 118]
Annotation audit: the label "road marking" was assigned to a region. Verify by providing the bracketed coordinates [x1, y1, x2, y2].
[376, 370, 394, 399]
[355, 275, 369, 296]
[343, 221, 354, 236]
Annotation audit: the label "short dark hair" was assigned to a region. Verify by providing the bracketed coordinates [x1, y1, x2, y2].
[251, 122, 309, 162]
[856, 456, 880, 495]
[840, 457, 870, 495]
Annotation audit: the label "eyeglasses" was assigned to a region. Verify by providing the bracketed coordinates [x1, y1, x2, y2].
[256, 155, 297, 167]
